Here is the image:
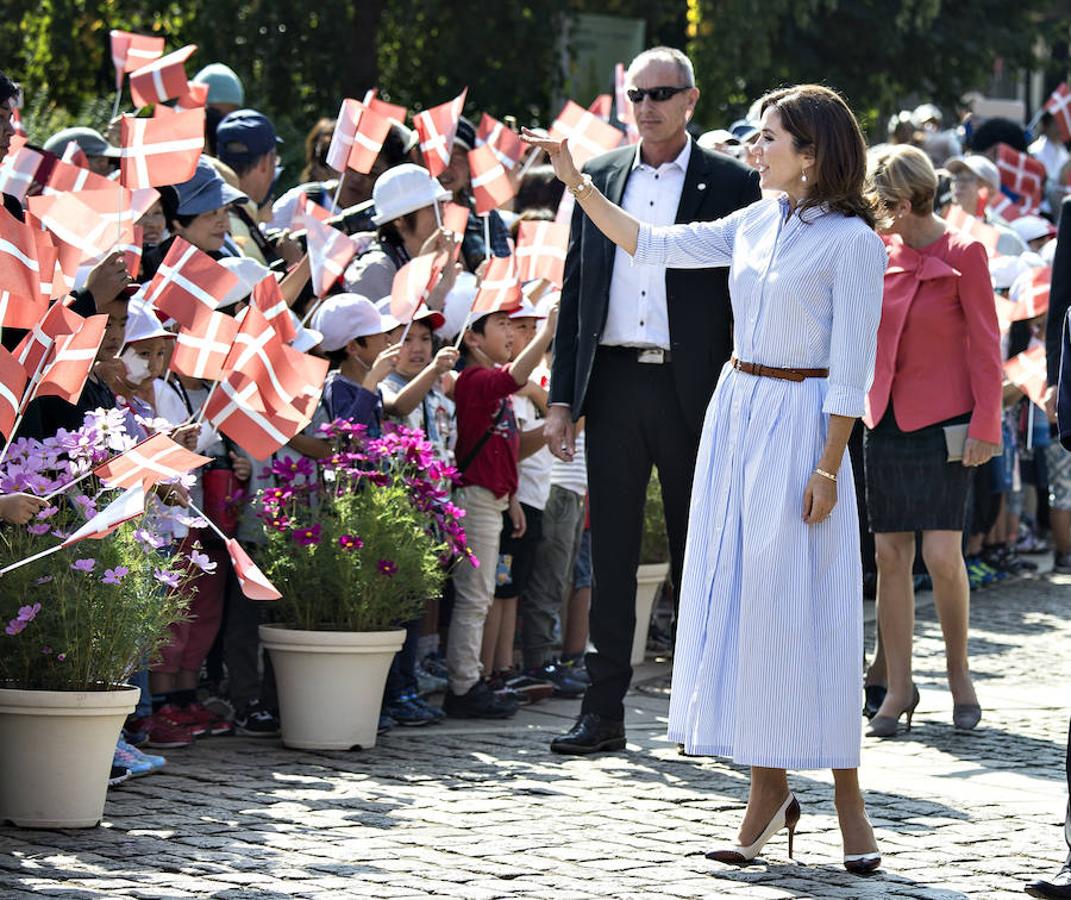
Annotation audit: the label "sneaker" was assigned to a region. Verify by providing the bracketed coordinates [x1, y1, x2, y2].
[156, 703, 208, 738]
[501, 670, 556, 704]
[385, 697, 437, 726]
[646, 622, 673, 655]
[199, 693, 235, 723]
[1016, 529, 1051, 555]
[122, 722, 150, 748]
[108, 765, 131, 787]
[183, 702, 234, 736]
[378, 713, 396, 735]
[415, 661, 448, 696]
[114, 739, 165, 777]
[560, 655, 590, 686]
[1054, 552, 1071, 575]
[233, 701, 280, 737]
[443, 679, 519, 719]
[129, 713, 195, 749]
[410, 696, 444, 722]
[525, 661, 586, 699]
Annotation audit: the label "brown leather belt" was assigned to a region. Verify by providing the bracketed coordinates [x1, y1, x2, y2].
[731, 356, 829, 383]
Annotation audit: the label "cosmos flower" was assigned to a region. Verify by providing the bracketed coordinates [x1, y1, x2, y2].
[70, 558, 96, 573]
[377, 559, 398, 577]
[102, 567, 129, 585]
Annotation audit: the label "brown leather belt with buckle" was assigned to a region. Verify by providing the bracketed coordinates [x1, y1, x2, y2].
[731, 356, 829, 382]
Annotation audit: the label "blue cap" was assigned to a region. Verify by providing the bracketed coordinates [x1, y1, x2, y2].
[192, 63, 244, 107]
[216, 109, 282, 169]
[729, 118, 758, 140]
[174, 159, 248, 215]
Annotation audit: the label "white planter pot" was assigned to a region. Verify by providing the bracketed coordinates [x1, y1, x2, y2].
[632, 562, 671, 666]
[260, 624, 405, 751]
[0, 684, 139, 828]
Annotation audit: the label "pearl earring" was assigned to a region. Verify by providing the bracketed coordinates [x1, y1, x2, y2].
[801, 172, 808, 183]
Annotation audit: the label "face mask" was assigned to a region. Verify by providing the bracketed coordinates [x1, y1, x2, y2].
[120, 347, 151, 383]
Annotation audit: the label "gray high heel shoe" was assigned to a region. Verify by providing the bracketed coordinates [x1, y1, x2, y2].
[952, 703, 982, 731]
[867, 685, 920, 738]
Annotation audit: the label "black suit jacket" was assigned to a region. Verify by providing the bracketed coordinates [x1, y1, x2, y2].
[550, 140, 761, 434]
[1046, 196, 1071, 387]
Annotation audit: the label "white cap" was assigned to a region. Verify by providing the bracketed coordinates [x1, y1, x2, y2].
[990, 254, 1031, 290]
[311, 293, 385, 351]
[373, 297, 404, 333]
[124, 285, 174, 343]
[912, 103, 942, 127]
[371, 163, 452, 226]
[508, 298, 546, 320]
[945, 155, 1001, 191]
[1041, 236, 1058, 266]
[534, 290, 560, 319]
[1010, 261, 1050, 305]
[216, 255, 275, 309]
[437, 271, 478, 341]
[1010, 215, 1056, 245]
[697, 129, 736, 150]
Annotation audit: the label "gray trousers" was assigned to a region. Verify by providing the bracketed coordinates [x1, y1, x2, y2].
[519, 484, 585, 669]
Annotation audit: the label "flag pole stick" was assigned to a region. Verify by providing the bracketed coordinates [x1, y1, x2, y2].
[482, 213, 491, 261]
[300, 297, 323, 327]
[0, 541, 67, 577]
[185, 499, 229, 544]
[191, 381, 217, 426]
[453, 308, 474, 350]
[1027, 400, 1035, 452]
[42, 470, 96, 502]
[331, 172, 347, 211]
[112, 86, 122, 122]
[433, 202, 444, 230]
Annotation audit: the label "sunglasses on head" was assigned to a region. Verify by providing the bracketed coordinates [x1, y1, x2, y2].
[626, 85, 691, 103]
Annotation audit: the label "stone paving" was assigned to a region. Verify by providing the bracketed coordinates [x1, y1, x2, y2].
[1, 567, 1070, 899]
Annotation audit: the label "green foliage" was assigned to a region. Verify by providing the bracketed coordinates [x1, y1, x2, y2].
[640, 468, 669, 565]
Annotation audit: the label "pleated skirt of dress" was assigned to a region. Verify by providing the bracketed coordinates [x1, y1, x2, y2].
[667, 364, 863, 769]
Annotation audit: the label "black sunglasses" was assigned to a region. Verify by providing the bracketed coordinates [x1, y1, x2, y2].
[626, 85, 691, 103]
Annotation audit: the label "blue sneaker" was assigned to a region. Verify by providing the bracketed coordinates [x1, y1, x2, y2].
[385, 697, 436, 726]
[410, 695, 444, 722]
[114, 739, 165, 777]
[377, 713, 396, 735]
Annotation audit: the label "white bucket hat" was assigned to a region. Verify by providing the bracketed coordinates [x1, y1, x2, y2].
[371, 164, 452, 226]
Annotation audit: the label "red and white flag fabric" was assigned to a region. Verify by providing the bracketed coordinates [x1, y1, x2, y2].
[144, 237, 239, 328]
[110, 30, 165, 89]
[362, 89, 407, 127]
[226, 537, 280, 600]
[293, 193, 332, 230]
[305, 215, 359, 297]
[476, 113, 525, 170]
[1044, 82, 1071, 143]
[473, 255, 522, 314]
[251, 275, 297, 344]
[1004, 343, 1048, 409]
[0, 144, 43, 202]
[325, 99, 362, 173]
[204, 371, 306, 459]
[62, 483, 145, 546]
[32, 314, 108, 407]
[129, 45, 198, 108]
[119, 108, 205, 189]
[614, 63, 635, 126]
[468, 144, 515, 215]
[325, 99, 392, 175]
[988, 192, 1036, 222]
[515, 220, 569, 287]
[414, 88, 467, 177]
[996, 143, 1046, 205]
[42, 154, 115, 196]
[60, 141, 89, 170]
[0, 289, 47, 332]
[944, 206, 1002, 257]
[0, 345, 28, 439]
[589, 94, 613, 121]
[1008, 266, 1052, 320]
[171, 310, 239, 381]
[223, 307, 311, 410]
[174, 81, 209, 112]
[0, 206, 44, 303]
[390, 252, 444, 324]
[550, 100, 623, 166]
[94, 432, 211, 491]
[27, 192, 127, 264]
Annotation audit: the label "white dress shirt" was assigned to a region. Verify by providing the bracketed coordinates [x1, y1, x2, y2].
[601, 140, 692, 350]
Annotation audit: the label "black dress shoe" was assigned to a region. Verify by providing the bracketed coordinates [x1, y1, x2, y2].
[550, 713, 626, 755]
[1026, 864, 1071, 898]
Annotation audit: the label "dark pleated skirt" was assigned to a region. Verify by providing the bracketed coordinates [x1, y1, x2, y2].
[863, 409, 972, 533]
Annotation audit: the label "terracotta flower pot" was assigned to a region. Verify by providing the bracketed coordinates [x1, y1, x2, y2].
[260, 624, 405, 751]
[0, 684, 139, 828]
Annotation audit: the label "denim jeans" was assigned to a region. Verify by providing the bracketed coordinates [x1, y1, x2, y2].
[384, 617, 422, 703]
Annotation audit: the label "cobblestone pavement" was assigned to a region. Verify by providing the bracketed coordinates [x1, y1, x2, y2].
[1, 567, 1069, 899]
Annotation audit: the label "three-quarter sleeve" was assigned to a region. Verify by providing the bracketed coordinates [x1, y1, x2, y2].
[633, 202, 755, 270]
[822, 228, 888, 417]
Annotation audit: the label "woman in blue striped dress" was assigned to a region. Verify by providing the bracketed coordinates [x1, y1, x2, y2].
[524, 84, 887, 872]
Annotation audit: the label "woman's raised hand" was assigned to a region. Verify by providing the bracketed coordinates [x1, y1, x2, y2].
[520, 129, 581, 188]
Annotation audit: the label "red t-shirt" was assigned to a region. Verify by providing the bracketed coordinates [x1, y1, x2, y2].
[454, 365, 520, 499]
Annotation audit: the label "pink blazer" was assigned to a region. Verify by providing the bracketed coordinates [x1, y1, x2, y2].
[864, 231, 1003, 445]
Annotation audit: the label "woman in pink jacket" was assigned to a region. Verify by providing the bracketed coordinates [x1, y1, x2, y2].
[863, 145, 1003, 738]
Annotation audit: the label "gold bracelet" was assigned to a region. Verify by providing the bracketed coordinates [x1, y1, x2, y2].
[567, 174, 594, 200]
[814, 467, 837, 483]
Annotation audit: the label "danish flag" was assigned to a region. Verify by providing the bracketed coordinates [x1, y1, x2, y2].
[204, 371, 306, 460]
[476, 113, 525, 170]
[42, 155, 115, 196]
[62, 483, 146, 547]
[944, 206, 1001, 257]
[294, 193, 332, 230]
[27, 192, 130, 264]
[1008, 266, 1052, 320]
[0, 206, 44, 303]
[390, 252, 444, 324]
[119, 108, 205, 190]
[226, 537, 280, 600]
[468, 144, 515, 215]
[996, 144, 1046, 204]
[0, 144, 43, 202]
[175, 81, 209, 112]
[95, 432, 211, 491]
[60, 141, 89, 170]
[110, 30, 165, 89]
[1004, 343, 1048, 409]
[144, 237, 239, 328]
[129, 45, 198, 109]
[550, 100, 624, 166]
[987, 192, 1034, 222]
[171, 311, 239, 381]
[589, 95, 613, 121]
[14, 302, 80, 384]
[31, 314, 108, 407]
[362, 89, 408, 127]
[473, 255, 522, 314]
[305, 215, 359, 297]
[515, 221, 569, 287]
[326, 99, 392, 176]
[252, 275, 297, 344]
[1044, 83, 1071, 143]
[0, 346, 28, 438]
[414, 88, 467, 177]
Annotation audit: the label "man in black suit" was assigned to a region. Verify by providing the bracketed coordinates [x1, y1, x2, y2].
[544, 47, 760, 754]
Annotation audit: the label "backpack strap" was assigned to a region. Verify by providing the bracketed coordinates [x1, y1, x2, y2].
[457, 399, 509, 473]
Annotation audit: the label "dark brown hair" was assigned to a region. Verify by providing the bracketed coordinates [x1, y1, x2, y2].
[760, 84, 877, 229]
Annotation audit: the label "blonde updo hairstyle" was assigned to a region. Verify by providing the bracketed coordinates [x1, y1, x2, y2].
[869, 144, 939, 218]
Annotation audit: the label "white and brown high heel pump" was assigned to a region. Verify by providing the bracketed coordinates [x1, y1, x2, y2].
[706, 793, 801, 864]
